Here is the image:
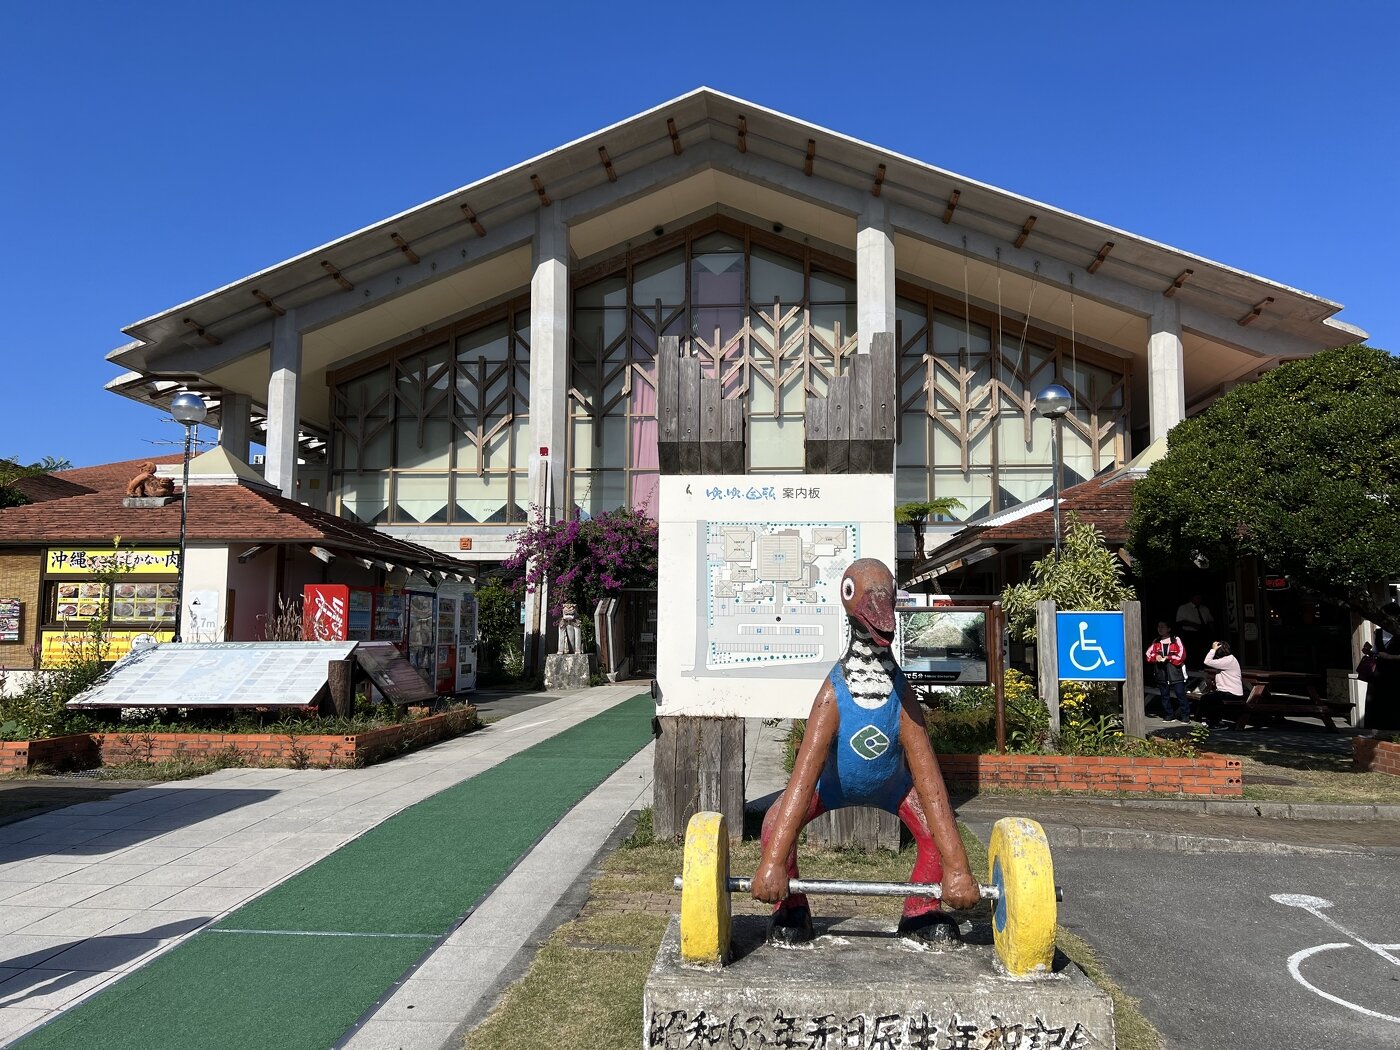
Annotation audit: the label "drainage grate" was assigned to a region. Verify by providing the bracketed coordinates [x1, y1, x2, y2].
[54, 768, 105, 779]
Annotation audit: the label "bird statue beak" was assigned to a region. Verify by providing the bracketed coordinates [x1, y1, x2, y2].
[855, 590, 896, 649]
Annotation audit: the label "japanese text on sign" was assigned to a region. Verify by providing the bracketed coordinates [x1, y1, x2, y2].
[703, 486, 827, 502]
[647, 1009, 1092, 1049]
[46, 549, 181, 576]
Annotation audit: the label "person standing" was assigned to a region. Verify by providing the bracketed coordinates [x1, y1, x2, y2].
[1146, 621, 1190, 722]
[1363, 601, 1400, 733]
[1175, 593, 1215, 671]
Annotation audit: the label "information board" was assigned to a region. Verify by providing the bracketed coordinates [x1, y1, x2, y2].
[0, 598, 19, 643]
[66, 641, 357, 709]
[354, 642, 436, 704]
[898, 607, 989, 685]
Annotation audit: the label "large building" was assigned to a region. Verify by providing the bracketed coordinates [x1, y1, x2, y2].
[104, 89, 1363, 590]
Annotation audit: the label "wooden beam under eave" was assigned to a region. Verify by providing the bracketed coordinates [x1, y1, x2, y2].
[1238, 297, 1274, 326]
[1087, 241, 1114, 274]
[321, 260, 354, 292]
[459, 202, 486, 237]
[1014, 216, 1037, 249]
[598, 145, 617, 182]
[804, 139, 816, 177]
[667, 117, 683, 155]
[182, 318, 222, 346]
[1163, 269, 1193, 297]
[391, 233, 420, 264]
[871, 163, 886, 197]
[942, 189, 961, 224]
[736, 115, 748, 153]
[251, 290, 286, 316]
[531, 174, 551, 207]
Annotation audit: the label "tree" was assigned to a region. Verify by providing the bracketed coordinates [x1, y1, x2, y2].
[504, 507, 658, 620]
[1128, 344, 1400, 628]
[0, 456, 73, 509]
[896, 498, 965, 563]
[1001, 514, 1136, 642]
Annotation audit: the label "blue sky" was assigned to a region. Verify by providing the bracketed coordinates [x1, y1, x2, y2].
[2, 1, 1395, 469]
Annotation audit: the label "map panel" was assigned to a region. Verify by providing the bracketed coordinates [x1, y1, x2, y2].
[704, 522, 857, 669]
[66, 641, 358, 709]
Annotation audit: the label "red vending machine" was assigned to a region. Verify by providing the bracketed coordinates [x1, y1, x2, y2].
[303, 584, 350, 641]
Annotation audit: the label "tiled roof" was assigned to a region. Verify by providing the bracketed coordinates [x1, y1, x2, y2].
[970, 473, 1138, 543]
[13, 455, 188, 502]
[0, 480, 470, 576]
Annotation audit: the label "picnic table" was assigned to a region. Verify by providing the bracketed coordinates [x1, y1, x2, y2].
[1199, 669, 1354, 732]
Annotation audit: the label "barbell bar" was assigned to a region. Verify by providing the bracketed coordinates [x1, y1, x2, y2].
[671, 874, 1063, 902]
[677, 812, 1060, 977]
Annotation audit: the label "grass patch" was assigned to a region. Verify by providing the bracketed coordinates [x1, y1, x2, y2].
[96, 751, 253, 782]
[464, 809, 1160, 1050]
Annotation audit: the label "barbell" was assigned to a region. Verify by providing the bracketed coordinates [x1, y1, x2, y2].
[675, 811, 1059, 977]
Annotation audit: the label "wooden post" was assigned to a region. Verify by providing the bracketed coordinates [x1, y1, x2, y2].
[804, 395, 828, 473]
[826, 374, 851, 473]
[848, 354, 873, 472]
[652, 715, 744, 841]
[1122, 599, 1146, 738]
[1036, 600, 1060, 736]
[678, 356, 702, 474]
[327, 658, 355, 718]
[869, 332, 896, 471]
[991, 602, 1007, 754]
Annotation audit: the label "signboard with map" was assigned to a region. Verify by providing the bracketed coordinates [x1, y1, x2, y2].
[657, 473, 897, 719]
[705, 522, 857, 670]
[65, 641, 356, 709]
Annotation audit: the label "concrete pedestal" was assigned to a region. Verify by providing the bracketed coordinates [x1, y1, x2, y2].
[121, 496, 177, 508]
[645, 915, 1115, 1049]
[544, 653, 593, 691]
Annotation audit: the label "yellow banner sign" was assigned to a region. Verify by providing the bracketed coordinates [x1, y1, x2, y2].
[39, 629, 175, 669]
[46, 549, 180, 576]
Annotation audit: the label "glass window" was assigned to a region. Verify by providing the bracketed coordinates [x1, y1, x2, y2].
[633, 250, 685, 307]
[810, 267, 854, 303]
[454, 473, 514, 524]
[749, 247, 803, 305]
[572, 470, 626, 519]
[395, 474, 450, 524]
[747, 418, 805, 471]
[691, 248, 743, 306]
[340, 473, 389, 525]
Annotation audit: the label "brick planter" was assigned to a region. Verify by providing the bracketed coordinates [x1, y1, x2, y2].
[1353, 736, 1400, 776]
[0, 733, 100, 774]
[939, 751, 1243, 796]
[95, 707, 477, 769]
[0, 708, 478, 774]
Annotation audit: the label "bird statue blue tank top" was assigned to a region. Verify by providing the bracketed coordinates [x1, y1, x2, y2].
[815, 663, 913, 813]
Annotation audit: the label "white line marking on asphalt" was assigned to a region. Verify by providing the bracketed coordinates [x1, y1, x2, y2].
[1286, 943, 1400, 1024]
[1273, 892, 1400, 1023]
[211, 929, 438, 939]
[1272, 893, 1400, 966]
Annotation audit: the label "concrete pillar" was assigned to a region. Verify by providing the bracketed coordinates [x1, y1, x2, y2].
[265, 310, 301, 499]
[856, 197, 896, 352]
[524, 207, 570, 671]
[218, 391, 252, 463]
[528, 205, 570, 516]
[1147, 298, 1185, 443]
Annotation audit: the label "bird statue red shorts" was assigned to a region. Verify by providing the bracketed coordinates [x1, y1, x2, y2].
[751, 558, 980, 945]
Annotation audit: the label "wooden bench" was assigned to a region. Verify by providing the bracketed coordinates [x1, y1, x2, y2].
[1201, 669, 1354, 732]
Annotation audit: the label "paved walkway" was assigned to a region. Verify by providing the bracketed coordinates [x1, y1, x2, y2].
[0, 684, 650, 1048]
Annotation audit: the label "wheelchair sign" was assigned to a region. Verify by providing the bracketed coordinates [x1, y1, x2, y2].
[1055, 611, 1126, 681]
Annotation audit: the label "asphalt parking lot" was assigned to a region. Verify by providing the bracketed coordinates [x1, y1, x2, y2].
[1053, 845, 1400, 1050]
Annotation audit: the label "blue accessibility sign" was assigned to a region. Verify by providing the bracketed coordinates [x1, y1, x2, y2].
[1055, 611, 1127, 681]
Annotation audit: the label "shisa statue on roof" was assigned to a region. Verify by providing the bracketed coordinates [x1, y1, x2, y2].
[125, 462, 175, 498]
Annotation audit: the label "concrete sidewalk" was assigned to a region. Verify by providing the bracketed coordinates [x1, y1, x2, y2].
[0, 684, 650, 1048]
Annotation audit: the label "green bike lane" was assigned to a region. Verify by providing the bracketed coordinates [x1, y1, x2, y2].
[13, 693, 654, 1050]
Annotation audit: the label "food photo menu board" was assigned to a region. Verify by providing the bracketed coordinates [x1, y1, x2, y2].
[0, 598, 20, 642]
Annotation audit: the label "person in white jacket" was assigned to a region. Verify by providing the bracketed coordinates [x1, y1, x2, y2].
[1197, 641, 1245, 725]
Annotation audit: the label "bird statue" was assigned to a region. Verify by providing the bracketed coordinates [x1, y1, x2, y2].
[750, 557, 980, 945]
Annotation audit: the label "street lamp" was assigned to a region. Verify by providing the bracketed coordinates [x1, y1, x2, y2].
[1034, 383, 1072, 558]
[170, 391, 208, 642]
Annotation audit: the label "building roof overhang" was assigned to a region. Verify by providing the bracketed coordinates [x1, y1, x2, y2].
[105, 88, 1367, 433]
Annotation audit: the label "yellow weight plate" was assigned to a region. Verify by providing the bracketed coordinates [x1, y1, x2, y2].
[679, 810, 731, 966]
[988, 816, 1057, 977]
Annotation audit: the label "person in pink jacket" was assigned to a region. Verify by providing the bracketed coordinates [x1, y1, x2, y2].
[1197, 641, 1245, 726]
[1145, 621, 1190, 721]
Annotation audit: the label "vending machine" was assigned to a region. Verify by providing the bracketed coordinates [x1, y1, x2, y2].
[436, 580, 478, 693]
